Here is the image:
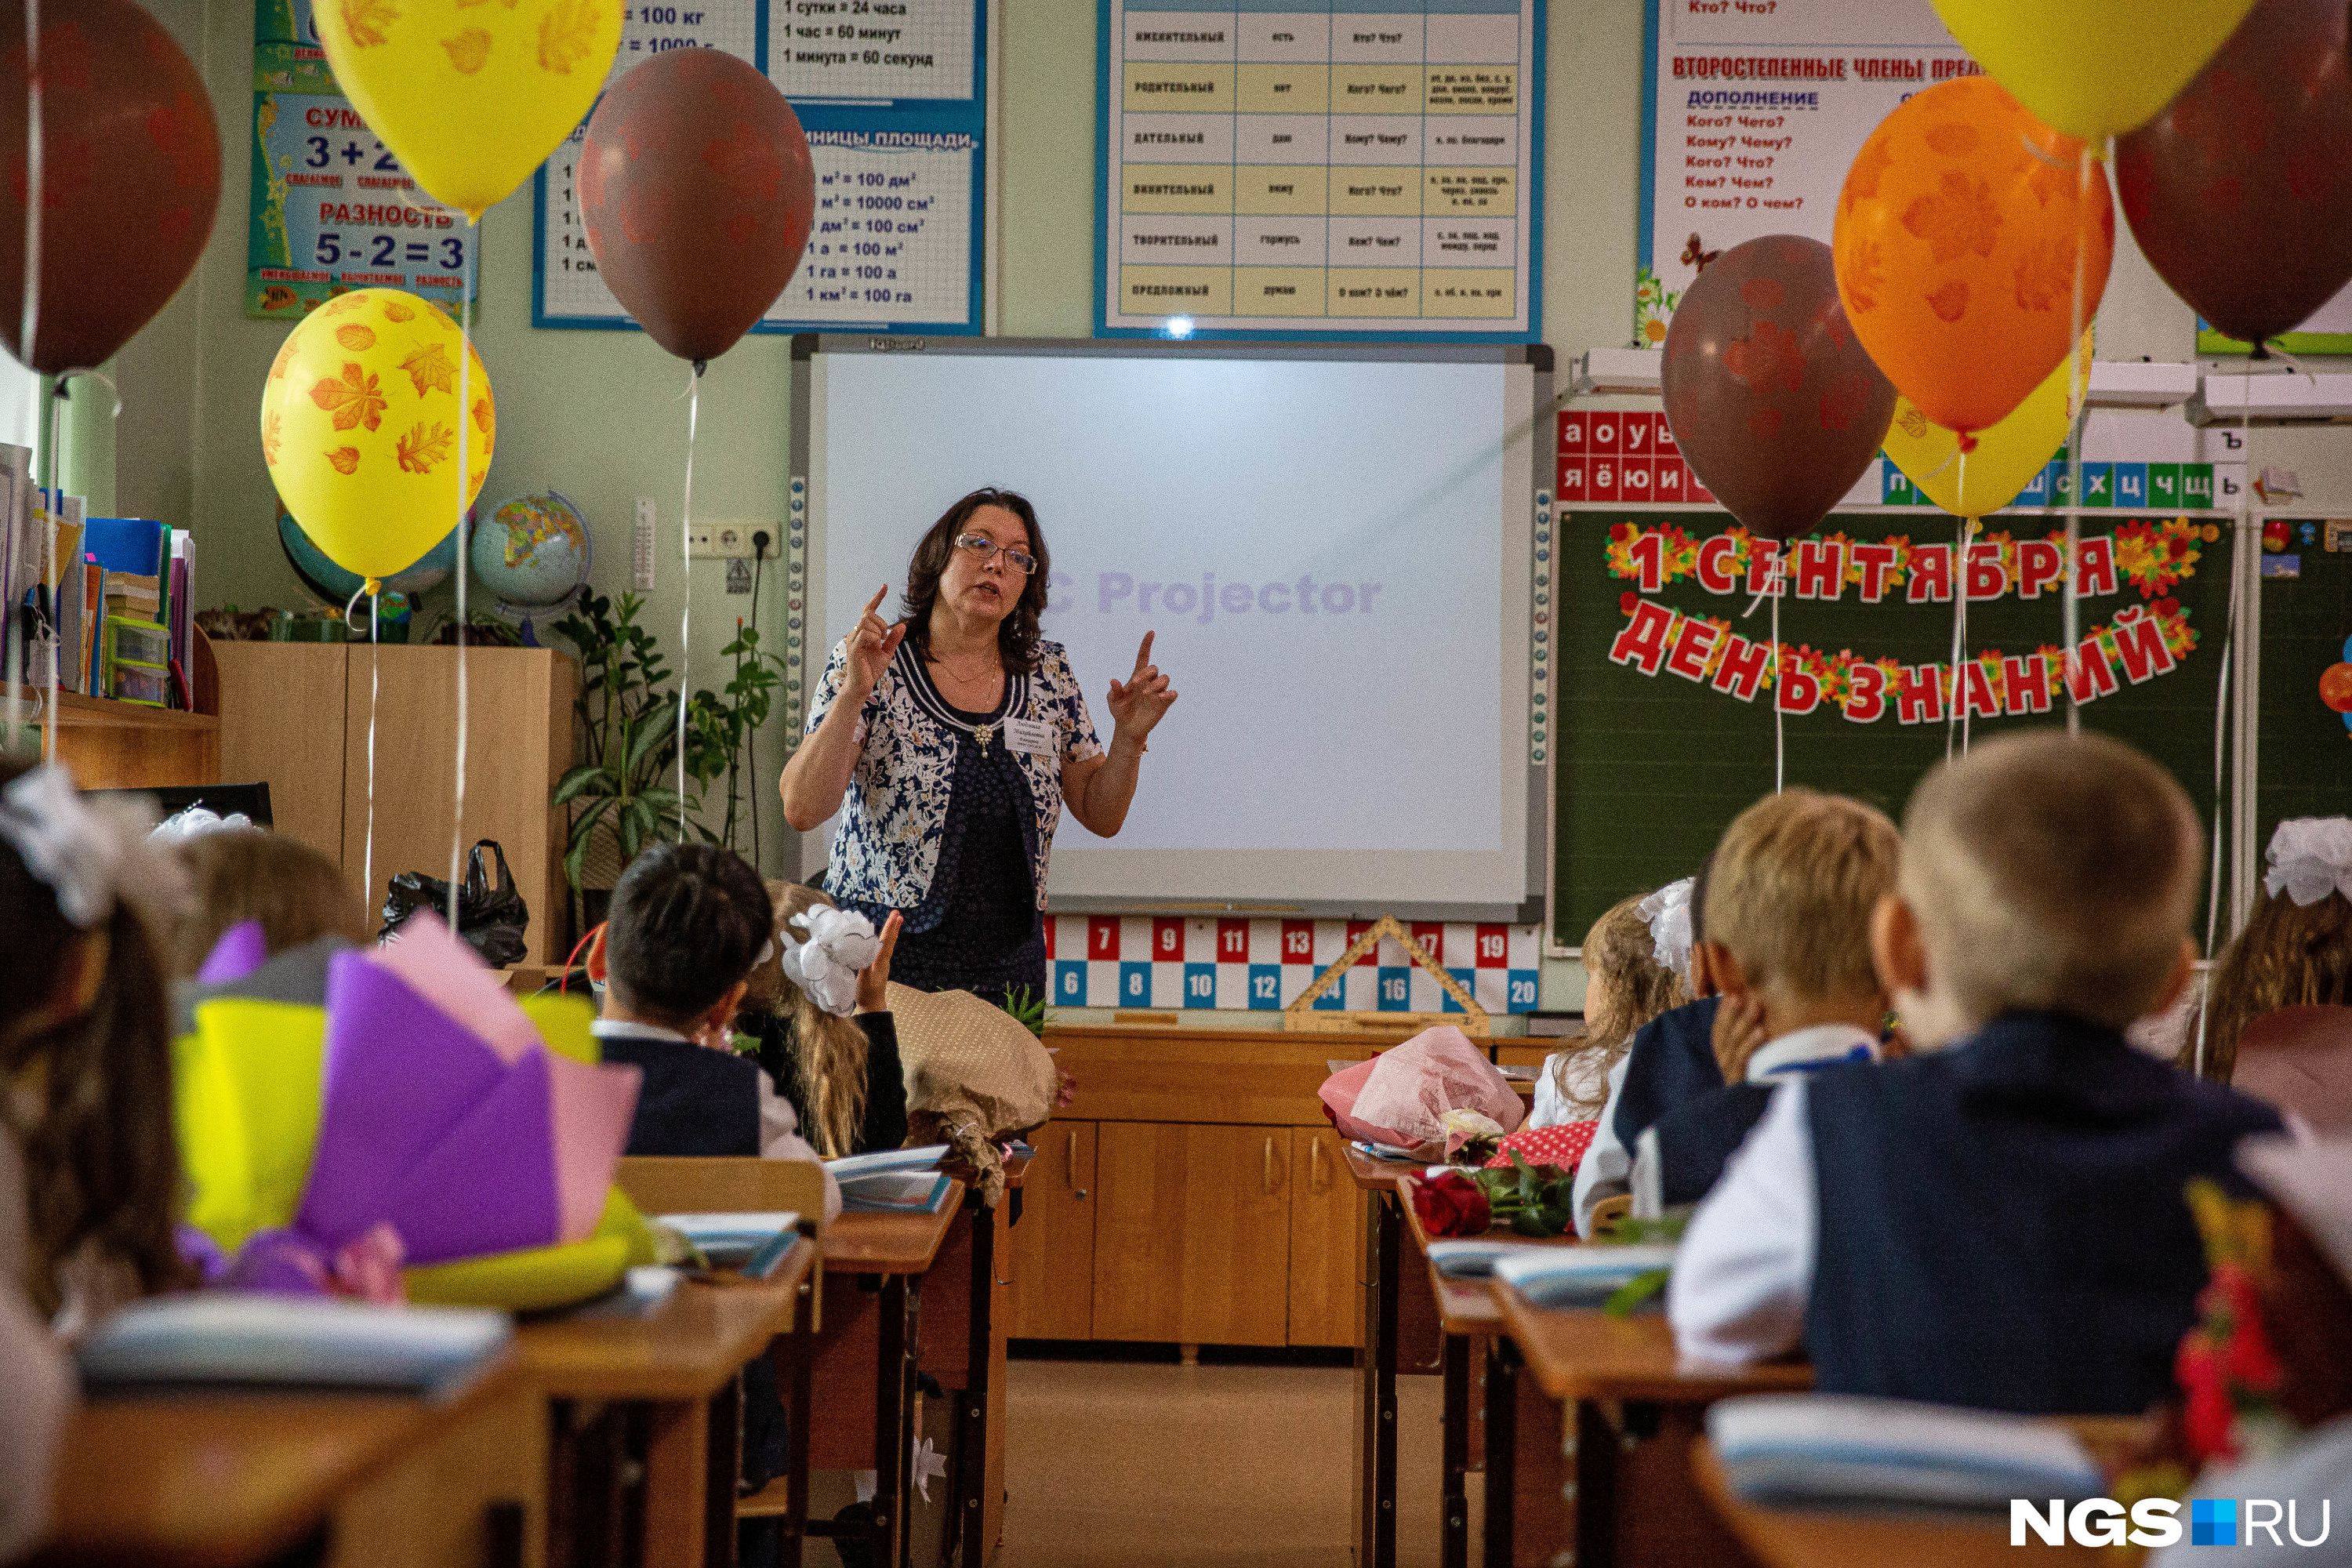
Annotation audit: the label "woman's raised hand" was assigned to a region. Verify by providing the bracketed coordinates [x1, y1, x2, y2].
[847, 585, 907, 697]
[855, 909, 902, 1014]
[1105, 631, 1178, 746]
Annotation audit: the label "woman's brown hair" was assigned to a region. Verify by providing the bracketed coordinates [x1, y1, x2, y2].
[745, 882, 877, 1156]
[898, 488, 1051, 676]
[1550, 889, 1690, 1116]
[170, 827, 366, 978]
[0, 756, 187, 1312]
[2199, 884, 2352, 1083]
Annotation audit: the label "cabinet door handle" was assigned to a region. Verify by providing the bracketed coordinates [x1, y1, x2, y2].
[1310, 1137, 1326, 1193]
[1263, 1137, 1276, 1196]
[1068, 1131, 1087, 1200]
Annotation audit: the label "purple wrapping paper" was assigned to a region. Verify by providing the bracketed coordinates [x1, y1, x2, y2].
[197, 920, 270, 985]
[296, 952, 560, 1265]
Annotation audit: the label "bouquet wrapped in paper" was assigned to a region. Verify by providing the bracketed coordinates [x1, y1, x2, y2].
[1320, 1025, 1524, 1160]
[176, 915, 654, 1309]
[885, 981, 1058, 1203]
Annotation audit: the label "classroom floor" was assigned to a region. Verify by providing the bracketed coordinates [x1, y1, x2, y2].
[997, 1354, 1472, 1568]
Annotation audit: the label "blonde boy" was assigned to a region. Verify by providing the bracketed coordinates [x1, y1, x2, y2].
[1669, 731, 2282, 1415]
[1629, 789, 1899, 1217]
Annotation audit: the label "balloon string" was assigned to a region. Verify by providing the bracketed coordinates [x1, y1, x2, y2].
[1946, 510, 1970, 762]
[448, 220, 477, 928]
[677, 360, 703, 840]
[1770, 589, 1784, 795]
[366, 589, 379, 936]
[2060, 144, 2097, 736]
[2, 0, 33, 756]
[39, 383, 59, 762]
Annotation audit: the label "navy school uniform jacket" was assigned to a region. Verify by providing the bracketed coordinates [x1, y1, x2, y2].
[594, 1026, 763, 1157]
[1802, 1011, 2283, 1414]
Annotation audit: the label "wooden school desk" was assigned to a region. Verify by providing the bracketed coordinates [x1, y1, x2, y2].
[35, 1356, 539, 1568]
[809, 1181, 965, 1568]
[1496, 1286, 1813, 1568]
[1342, 1142, 1444, 1568]
[1690, 1420, 2141, 1568]
[1397, 1187, 1578, 1568]
[511, 1247, 816, 1568]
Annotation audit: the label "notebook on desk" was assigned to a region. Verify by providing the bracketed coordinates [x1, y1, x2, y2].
[78, 1296, 511, 1401]
[1707, 1394, 2104, 1512]
[658, 1213, 807, 1276]
[824, 1145, 949, 1178]
[838, 1171, 956, 1215]
[1492, 1244, 1679, 1308]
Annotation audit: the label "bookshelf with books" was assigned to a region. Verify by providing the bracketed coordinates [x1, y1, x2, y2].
[5, 622, 222, 789]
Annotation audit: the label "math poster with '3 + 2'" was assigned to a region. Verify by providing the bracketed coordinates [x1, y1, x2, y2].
[246, 20, 475, 318]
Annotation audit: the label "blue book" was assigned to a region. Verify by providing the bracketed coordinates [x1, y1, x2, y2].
[81, 516, 164, 577]
[659, 1211, 808, 1274]
[839, 1171, 955, 1215]
[78, 1295, 511, 1402]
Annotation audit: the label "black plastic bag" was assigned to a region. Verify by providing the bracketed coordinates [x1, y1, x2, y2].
[380, 839, 530, 967]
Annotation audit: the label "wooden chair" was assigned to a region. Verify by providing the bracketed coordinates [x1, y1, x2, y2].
[615, 1156, 828, 1561]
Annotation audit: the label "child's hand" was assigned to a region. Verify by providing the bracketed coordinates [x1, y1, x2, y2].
[1711, 992, 1771, 1082]
[855, 910, 902, 1013]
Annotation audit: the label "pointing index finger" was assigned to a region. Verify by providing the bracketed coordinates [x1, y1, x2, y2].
[1134, 630, 1155, 671]
[866, 584, 891, 615]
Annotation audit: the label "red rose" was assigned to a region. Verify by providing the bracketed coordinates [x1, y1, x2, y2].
[2182, 1371, 2238, 1464]
[1410, 1171, 1491, 1238]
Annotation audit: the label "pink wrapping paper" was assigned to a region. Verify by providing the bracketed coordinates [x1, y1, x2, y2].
[1348, 1026, 1524, 1152]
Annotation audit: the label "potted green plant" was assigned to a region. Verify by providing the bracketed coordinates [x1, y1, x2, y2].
[551, 590, 684, 902]
[681, 619, 785, 859]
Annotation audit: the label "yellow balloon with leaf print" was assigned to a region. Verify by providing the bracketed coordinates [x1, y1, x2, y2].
[261, 289, 495, 584]
[314, 0, 620, 222]
[1881, 332, 2090, 520]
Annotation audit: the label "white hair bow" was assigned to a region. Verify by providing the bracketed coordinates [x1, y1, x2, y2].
[2266, 817, 2352, 908]
[1637, 876, 1696, 978]
[0, 763, 184, 929]
[150, 804, 254, 844]
[779, 906, 883, 1017]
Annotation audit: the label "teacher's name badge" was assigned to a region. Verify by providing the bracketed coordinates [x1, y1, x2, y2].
[1003, 717, 1056, 756]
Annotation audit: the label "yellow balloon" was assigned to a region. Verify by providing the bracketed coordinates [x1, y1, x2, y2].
[1931, 0, 2256, 143]
[1883, 333, 2090, 517]
[262, 288, 495, 583]
[313, 0, 619, 221]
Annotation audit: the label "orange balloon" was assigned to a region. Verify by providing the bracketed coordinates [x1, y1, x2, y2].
[2322, 662, 2352, 714]
[1833, 77, 2114, 436]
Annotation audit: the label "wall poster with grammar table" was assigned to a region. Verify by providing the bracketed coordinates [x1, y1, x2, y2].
[1097, 0, 1542, 340]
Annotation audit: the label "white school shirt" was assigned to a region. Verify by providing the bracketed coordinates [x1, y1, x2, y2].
[1630, 1024, 1878, 1220]
[1528, 1044, 1611, 1130]
[590, 1021, 844, 1225]
[1570, 1050, 1637, 1237]
[1665, 1076, 1819, 1368]
[0, 1125, 72, 1565]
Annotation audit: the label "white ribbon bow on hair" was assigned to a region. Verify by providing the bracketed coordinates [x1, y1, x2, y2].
[779, 906, 883, 1017]
[150, 804, 255, 844]
[1637, 876, 1697, 978]
[0, 763, 187, 930]
[2266, 817, 2352, 909]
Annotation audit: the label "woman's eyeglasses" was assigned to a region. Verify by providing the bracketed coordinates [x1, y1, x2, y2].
[955, 533, 1039, 575]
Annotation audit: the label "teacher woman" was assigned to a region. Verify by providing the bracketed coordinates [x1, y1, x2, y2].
[780, 488, 1177, 1006]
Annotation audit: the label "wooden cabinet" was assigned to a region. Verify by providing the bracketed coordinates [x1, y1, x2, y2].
[1092, 1123, 1293, 1347]
[1287, 1128, 1363, 1348]
[212, 642, 577, 962]
[1008, 1121, 1097, 1339]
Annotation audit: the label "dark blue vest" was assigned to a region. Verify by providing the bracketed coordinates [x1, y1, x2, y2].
[1611, 996, 1725, 1153]
[597, 1029, 763, 1157]
[1651, 1080, 1776, 1208]
[1803, 1012, 2282, 1415]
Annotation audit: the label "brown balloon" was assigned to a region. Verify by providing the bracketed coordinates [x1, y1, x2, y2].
[578, 48, 817, 365]
[0, 0, 220, 373]
[2116, 0, 2352, 348]
[1661, 236, 1896, 542]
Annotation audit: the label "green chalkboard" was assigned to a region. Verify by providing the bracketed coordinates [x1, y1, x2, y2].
[2253, 523, 2352, 869]
[1553, 508, 2240, 951]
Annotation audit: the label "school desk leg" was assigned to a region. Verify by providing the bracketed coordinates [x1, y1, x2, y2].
[1355, 1192, 1402, 1568]
[1440, 1333, 1471, 1568]
[779, 1276, 815, 1568]
[953, 1195, 996, 1567]
[1481, 1339, 1516, 1568]
[1570, 1399, 1617, 1568]
[643, 1390, 721, 1568]
[873, 1274, 919, 1568]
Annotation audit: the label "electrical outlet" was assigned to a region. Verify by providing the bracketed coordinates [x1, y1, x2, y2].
[686, 521, 758, 559]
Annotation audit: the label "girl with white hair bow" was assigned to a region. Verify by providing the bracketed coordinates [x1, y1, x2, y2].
[2198, 818, 2352, 1084]
[741, 884, 909, 1158]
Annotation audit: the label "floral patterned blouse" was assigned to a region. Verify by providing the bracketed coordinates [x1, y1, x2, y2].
[804, 634, 1102, 913]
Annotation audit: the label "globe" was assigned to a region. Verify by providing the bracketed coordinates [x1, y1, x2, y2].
[278, 504, 455, 608]
[471, 492, 592, 631]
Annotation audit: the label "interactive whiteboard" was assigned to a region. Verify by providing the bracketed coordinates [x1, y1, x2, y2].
[789, 337, 1544, 919]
